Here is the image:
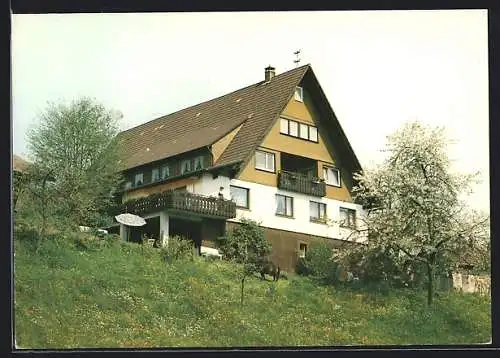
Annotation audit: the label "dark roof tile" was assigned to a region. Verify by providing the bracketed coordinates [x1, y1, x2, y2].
[116, 64, 310, 171]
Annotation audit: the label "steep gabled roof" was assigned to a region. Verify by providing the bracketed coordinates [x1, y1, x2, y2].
[116, 64, 362, 178]
[116, 64, 310, 171]
[300, 67, 363, 177]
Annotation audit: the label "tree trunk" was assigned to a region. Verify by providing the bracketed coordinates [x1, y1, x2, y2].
[240, 277, 245, 306]
[426, 262, 434, 306]
[36, 177, 48, 254]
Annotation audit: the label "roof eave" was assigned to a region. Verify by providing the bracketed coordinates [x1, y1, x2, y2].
[304, 67, 363, 175]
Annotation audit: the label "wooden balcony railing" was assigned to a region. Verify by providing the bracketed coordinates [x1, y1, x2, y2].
[116, 190, 237, 219]
[278, 170, 326, 197]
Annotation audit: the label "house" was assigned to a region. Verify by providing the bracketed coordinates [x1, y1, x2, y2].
[111, 64, 367, 272]
[13, 154, 31, 211]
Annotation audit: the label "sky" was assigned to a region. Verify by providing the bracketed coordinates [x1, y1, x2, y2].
[11, 10, 489, 212]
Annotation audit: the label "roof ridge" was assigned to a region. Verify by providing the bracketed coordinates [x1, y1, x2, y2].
[215, 64, 310, 168]
[118, 64, 312, 136]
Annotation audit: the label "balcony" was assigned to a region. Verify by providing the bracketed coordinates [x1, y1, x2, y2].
[116, 190, 237, 219]
[278, 170, 326, 197]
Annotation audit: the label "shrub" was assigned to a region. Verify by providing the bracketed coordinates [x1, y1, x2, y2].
[104, 234, 122, 248]
[74, 233, 105, 251]
[160, 235, 195, 263]
[334, 244, 429, 289]
[216, 218, 271, 264]
[296, 241, 338, 284]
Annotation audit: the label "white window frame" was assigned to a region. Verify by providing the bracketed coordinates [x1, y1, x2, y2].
[323, 166, 341, 187]
[294, 86, 304, 102]
[310, 201, 327, 222]
[134, 173, 143, 187]
[298, 243, 308, 258]
[275, 194, 293, 217]
[339, 207, 356, 229]
[309, 126, 318, 142]
[299, 123, 309, 140]
[181, 159, 191, 174]
[255, 150, 275, 172]
[194, 156, 204, 171]
[289, 120, 299, 137]
[280, 118, 289, 135]
[279, 117, 318, 143]
[230, 185, 250, 209]
[152, 168, 160, 182]
[161, 164, 170, 179]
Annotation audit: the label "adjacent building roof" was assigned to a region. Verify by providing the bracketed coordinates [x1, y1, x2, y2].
[13, 154, 30, 173]
[116, 64, 362, 177]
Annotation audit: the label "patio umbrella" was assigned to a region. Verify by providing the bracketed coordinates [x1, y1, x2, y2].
[115, 213, 147, 227]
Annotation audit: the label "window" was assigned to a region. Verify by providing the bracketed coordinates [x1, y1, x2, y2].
[255, 150, 275, 172]
[276, 194, 293, 217]
[280, 118, 289, 134]
[289, 120, 298, 137]
[323, 166, 341, 187]
[339, 207, 356, 229]
[230, 185, 249, 209]
[299, 123, 309, 139]
[309, 126, 318, 142]
[298, 243, 308, 258]
[134, 173, 143, 187]
[152, 168, 160, 182]
[194, 156, 204, 171]
[181, 159, 191, 174]
[294, 86, 304, 102]
[279, 117, 318, 142]
[310, 201, 327, 222]
[124, 181, 132, 190]
[161, 165, 170, 179]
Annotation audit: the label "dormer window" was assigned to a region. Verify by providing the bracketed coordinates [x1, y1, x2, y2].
[161, 164, 170, 179]
[294, 86, 303, 102]
[134, 173, 143, 187]
[152, 168, 160, 182]
[181, 159, 191, 174]
[194, 156, 204, 171]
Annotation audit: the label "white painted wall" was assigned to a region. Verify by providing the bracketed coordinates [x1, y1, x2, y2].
[131, 174, 367, 244]
[228, 178, 367, 242]
[192, 173, 232, 199]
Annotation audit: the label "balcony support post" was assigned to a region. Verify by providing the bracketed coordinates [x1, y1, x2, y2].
[159, 211, 170, 248]
[119, 223, 129, 242]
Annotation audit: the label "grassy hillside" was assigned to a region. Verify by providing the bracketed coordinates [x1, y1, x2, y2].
[14, 233, 491, 348]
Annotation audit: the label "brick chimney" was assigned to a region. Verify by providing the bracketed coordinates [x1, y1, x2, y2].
[265, 65, 275, 82]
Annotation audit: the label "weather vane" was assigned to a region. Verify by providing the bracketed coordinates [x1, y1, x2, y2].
[293, 49, 301, 67]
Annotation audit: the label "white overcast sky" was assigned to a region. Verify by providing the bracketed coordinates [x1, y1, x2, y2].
[11, 10, 489, 212]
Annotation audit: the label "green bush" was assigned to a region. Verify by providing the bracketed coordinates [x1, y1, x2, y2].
[160, 235, 195, 263]
[74, 233, 106, 251]
[295, 241, 338, 284]
[216, 218, 271, 264]
[104, 234, 122, 248]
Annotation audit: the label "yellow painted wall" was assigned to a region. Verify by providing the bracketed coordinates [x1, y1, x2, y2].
[238, 91, 353, 202]
[123, 177, 197, 202]
[317, 160, 352, 202]
[237, 146, 280, 187]
[212, 124, 243, 163]
[282, 96, 315, 124]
